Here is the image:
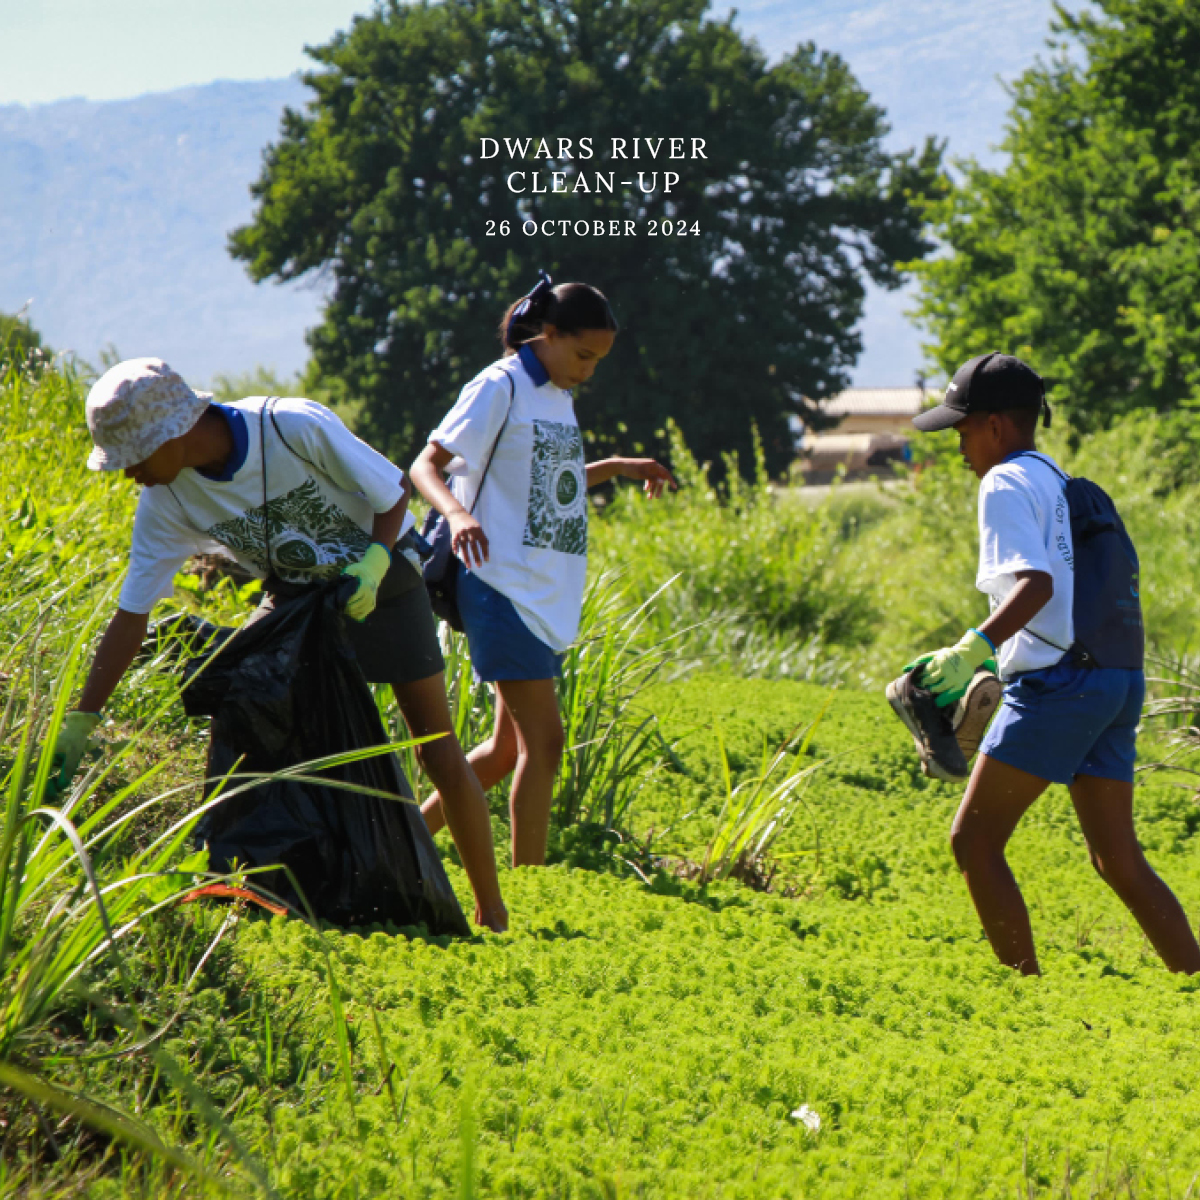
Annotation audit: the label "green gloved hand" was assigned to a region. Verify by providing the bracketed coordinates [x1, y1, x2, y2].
[907, 629, 995, 707]
[341, 542, 392, 622]
[48, 711, 102, 797]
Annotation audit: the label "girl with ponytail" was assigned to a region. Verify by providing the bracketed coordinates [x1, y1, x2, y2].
[411, 273, 675, 867]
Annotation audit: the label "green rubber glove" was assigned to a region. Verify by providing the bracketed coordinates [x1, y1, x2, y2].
[341, 542, 392, 622]
[48, 711, 102, 797]
[913, 630, 995, 706]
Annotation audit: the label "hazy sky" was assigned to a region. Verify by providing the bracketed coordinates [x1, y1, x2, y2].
[0, 2, 367, 104]
[3, 0, 1057, 152]
[2, 0, 1062, 386]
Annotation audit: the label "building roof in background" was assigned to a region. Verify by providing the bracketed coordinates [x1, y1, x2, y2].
[819, 386, 942, 417]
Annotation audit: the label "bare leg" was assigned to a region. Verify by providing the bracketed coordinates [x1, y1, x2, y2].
[1070, 773, 1200, 974]
[393, 672, 507, 933]
[950, 754, 1050, 975]
[496, 679, 563, 866]
[422, 689, 519, 832]
[424, 679, 563, 867]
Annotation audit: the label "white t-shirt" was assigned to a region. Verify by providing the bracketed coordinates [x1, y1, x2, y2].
[429, 345, 588, 652]
[118, 396, 413, 614]
[976, 451, 1075, 679]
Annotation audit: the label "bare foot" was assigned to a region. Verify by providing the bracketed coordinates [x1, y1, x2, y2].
[476, 903, 508, 934]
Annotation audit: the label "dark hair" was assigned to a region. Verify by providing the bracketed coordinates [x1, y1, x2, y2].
[1003, 405, 1042, 438]
[499, 275, 618, 351]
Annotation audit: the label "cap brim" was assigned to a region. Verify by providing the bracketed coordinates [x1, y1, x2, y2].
[911, 404, 967, 432]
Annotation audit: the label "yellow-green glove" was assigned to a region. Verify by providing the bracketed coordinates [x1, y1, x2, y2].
[908, 629, 996, 707]
[47, 711, 102, 797]
[341, 542, 392, 622]
[904, 653, 999, 708]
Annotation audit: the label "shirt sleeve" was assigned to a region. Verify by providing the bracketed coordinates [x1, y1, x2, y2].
[976, 473, 1051, 588]
[269, 399, 406, 513]
[429, 369, 511, 477]
[118, 488, 211, 614]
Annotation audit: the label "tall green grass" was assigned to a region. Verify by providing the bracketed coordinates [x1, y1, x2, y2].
[697, 702, 831, 887]
[589, 422, 880, 681]
[10, 352, 1200, 1194]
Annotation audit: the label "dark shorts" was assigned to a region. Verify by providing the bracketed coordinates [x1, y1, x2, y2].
[457, 569, 563, 682]
[256, 547, 445, 686]
[979, 661, 1145, 785]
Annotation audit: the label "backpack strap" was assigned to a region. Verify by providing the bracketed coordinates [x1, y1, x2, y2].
[260, 397, 277, 576]
[1023, 626, 1070, 654]
[1005, 450, 1070, 483]
[268, 403, 319, 472]
[466, 372, 516, 516]
[1000, 450, 1080, 660]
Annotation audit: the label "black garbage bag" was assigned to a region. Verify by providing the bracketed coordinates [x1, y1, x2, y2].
[140, 613, 235, 666]
[183, 580, 470, 936]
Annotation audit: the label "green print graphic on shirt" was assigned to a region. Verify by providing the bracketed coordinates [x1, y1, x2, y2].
[206, 478, 372, 580]
[522, 420, 588, 556]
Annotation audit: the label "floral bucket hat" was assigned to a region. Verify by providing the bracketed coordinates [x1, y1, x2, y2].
[85, 357, 212, 471]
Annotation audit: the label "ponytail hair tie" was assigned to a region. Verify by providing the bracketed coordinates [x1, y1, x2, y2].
[507, 269, 553, 339]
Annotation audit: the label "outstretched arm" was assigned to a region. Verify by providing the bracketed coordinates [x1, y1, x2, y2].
[370, 478, 410, 549]
[586, 457, 677, 498]
[78, 608, 151, 715]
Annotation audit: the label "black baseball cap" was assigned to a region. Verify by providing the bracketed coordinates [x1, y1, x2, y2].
[912, 353, 1047, 432]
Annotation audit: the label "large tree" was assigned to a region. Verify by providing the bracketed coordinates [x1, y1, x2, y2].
[914, 0, 1200, 431]
[231, 0, 937, 474]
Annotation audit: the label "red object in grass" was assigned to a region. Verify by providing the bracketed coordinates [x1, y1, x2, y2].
[180, 883, 288, 916]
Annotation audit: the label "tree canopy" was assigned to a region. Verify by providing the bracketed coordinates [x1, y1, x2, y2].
[913, 0, 1200, 431]
[0, 311, 46, 371]
[231, 0, 938, 474]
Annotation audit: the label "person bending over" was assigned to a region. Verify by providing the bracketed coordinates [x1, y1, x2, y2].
[53, 357, 507, 931]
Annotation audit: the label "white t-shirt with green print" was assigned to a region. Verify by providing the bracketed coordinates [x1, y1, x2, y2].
[430, 349, 588, 652]
[118, 396, 412, 614]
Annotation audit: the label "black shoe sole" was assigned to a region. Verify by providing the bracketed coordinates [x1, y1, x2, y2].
[885, 677, 968, 783]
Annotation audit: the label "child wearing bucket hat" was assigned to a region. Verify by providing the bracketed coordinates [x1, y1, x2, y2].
[57, 356, 507, 931]
[894, 352, 1199, 976]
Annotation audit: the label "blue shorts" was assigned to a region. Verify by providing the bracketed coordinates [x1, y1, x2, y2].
[457, 569, 563, 682]
[978, 661, 1145, 785]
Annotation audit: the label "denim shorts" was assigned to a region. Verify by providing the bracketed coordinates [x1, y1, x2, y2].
[978, 660, 1145, 785]
[457, 569, 563, 682]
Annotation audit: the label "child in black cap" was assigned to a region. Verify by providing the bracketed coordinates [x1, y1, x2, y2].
[896, 352, 1199, 975]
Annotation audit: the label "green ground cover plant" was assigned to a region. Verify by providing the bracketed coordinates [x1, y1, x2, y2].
[8, 358, 1200, 1196]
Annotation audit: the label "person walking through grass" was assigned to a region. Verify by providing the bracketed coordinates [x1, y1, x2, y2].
[412, 274, 676, 866]
[53, 357, 508, 931]
[898, 352, 1200, 976]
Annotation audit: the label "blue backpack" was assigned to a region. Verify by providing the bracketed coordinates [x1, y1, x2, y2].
[1010, 452, 1144, 670]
